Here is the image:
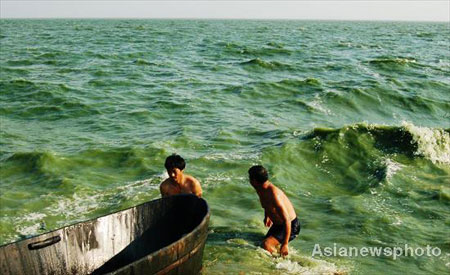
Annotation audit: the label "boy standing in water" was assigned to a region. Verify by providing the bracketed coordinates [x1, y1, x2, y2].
[248, 165, 300, 256]
[160, 154, 202, 198]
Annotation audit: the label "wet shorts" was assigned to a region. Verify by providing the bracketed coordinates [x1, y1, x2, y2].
[265, 217, 300, 243]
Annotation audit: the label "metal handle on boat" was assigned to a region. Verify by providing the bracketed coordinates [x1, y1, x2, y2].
[28, 235, 61, 250]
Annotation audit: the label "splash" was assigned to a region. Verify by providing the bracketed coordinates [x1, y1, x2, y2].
[384, 158, 405, 180]
[368, 57, 418, 66]
[309, 93, 332, 115]
[3, 177, 161, 244]
[275, 259, 344, 275]
[17, 224, 41, 238]
[403, 122, 450, 164]
[272, 248, 346, 275]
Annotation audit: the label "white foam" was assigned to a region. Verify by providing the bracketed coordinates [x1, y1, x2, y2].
[17, 223, 41, 237]
[22, 212, 46, 222]
[394, 57, 416, 64]
[308, 94, 332, 115]
[23, 193, 100, 230]
[203, 152, 259, 161]
[274, 256, 343, 275]
[5, 175, 164, 244]
[226, 238, 254, 247]
[117, 178, 160, 200]
[321, 153, 330, 164]
[203, 174, 247, 186]
[390, 215, 403, 226]
[275, 260, 304, 273]
[39, 177, 159, 220]
[12, 213, 47, 239]
[403, 122, 450, 164]
[384, 158, 404, 180]
[255, 247, 345, 275]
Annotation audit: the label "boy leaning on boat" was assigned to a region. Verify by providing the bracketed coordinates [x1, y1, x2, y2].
[160, 154, 203, 198]
[159, 155, 299, 256]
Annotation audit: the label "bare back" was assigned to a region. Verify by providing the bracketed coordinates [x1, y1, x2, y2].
[258, 184, 296, 225]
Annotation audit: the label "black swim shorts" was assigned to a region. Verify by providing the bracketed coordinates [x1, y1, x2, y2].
[265, 217, 300, 243]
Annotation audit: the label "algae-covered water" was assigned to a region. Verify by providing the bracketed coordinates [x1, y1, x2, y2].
[0, 19, 449, 274]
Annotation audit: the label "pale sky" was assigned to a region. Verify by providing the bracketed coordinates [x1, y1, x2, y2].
[1, 1, 449, 22]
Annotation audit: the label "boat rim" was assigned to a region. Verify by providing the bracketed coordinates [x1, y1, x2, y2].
[0, 194, 210, 248]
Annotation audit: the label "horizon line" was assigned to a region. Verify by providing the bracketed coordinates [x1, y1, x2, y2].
[1, 17, 448, 23]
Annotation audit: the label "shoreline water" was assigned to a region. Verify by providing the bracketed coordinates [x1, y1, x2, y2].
[1, 19, 449, 274]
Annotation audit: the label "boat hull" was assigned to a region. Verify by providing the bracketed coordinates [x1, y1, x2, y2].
[0, 194, 210, 275]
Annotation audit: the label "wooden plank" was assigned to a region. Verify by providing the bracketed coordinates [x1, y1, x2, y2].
[156, 236, 207, 275]
[0, 247, 9, 274]
[16, 241, 42, 275]
[0, 243, 26, 275]
[31, 232, 68, 274]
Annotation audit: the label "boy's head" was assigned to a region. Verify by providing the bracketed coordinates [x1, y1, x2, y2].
[248, 165, 269, 186]
[165, 154, 185, 181]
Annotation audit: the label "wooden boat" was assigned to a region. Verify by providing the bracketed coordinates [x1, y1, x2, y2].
[0, 194, 210, 274]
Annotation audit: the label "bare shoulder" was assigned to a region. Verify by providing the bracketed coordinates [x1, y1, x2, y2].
[269, 183, 280, 196]
[160, 178, 171, 191]
[271, 184, 288, 203]
[185, 174, 200, 186]
[160, 178, 171, 186]
[185, 174, 202, 197]
[272, 183, 286, 195]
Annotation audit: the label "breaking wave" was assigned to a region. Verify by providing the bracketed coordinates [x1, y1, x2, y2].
[263, 123, 449, 194]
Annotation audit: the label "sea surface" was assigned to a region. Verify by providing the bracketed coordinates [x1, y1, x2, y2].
[0, 19, 449, 274]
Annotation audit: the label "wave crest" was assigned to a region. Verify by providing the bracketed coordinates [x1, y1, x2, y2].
[305, 123, 450, 165]
[403, 122, 450, 164]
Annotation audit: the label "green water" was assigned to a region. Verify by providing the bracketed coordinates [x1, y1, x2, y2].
[0, 19, 449, 274]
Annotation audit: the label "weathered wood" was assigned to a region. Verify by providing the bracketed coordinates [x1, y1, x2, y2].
[0, 194, 210, 275]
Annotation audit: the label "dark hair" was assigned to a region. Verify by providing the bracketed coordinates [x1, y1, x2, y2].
[165, 154, 186, 170]
[248, 165, 268, 183]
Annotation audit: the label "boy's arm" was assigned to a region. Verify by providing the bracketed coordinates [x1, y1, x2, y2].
[264, 210, 272, 227]
[191, 178, 202, 197]
[274, 192, 291, 256]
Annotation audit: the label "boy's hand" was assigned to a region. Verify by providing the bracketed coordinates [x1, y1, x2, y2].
[280, 244, 289, 256]
[264, 216, 273, 227]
